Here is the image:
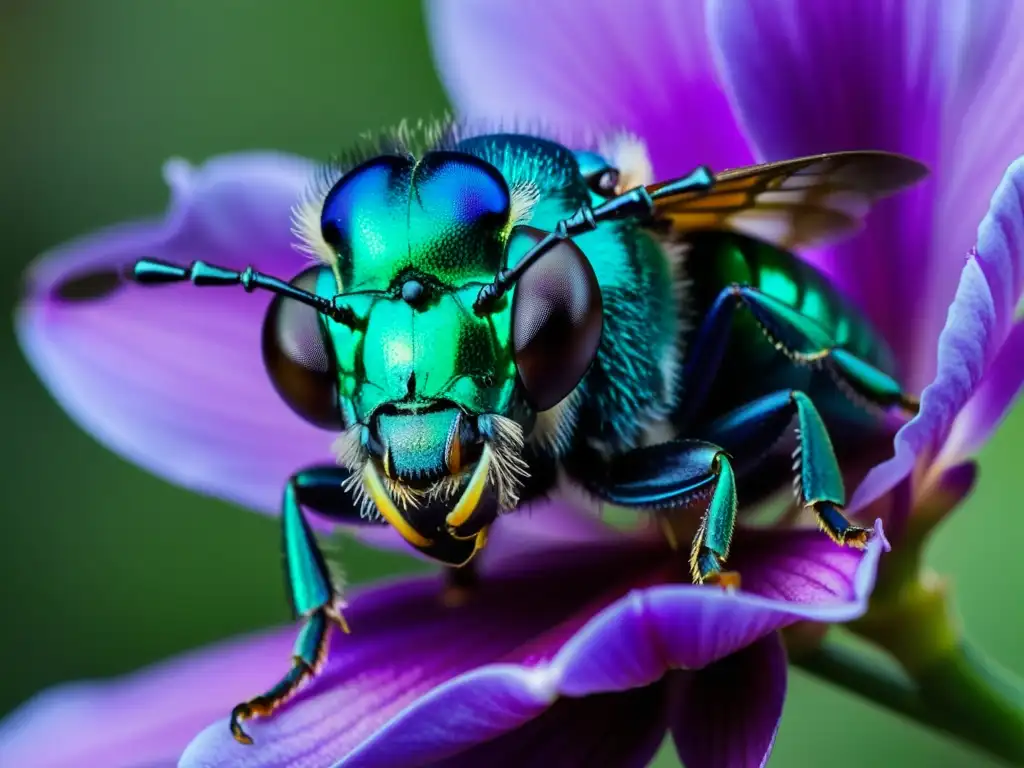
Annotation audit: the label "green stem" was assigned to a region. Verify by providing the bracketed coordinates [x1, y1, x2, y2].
[794, 638, 1024, 765]
[916, 641, 1024, 764]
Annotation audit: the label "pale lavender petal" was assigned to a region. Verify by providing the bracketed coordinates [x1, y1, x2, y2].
[671, 633, 786, 768]
[849, 255, 992, 514]
[0, 629, 295, 768]
[16, 153, 336, 518]
[431, 683, 669, 768]
[929, 1, 1024, 381]
[427, 0, 753, 177]
[851, 158, 1024, 514]
[942, 322, 1024, 460]
[709, 0, 1023, 389]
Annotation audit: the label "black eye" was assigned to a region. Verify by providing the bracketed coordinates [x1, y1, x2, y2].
[509, 226, 604, 411]
[586, 167, 620, 197]
[261, 266, 343, 430]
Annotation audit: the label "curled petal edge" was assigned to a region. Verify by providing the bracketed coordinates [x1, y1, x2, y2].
[317, 519, 889, 768]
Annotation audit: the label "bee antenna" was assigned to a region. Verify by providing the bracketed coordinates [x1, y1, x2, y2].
[131, 258, 360, 328]
[472, 165, 714, 315]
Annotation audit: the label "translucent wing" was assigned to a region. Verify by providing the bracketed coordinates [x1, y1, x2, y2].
[645, 151, 929, 250]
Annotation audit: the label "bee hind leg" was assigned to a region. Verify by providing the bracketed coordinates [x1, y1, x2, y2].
[704, 390, 872, 549]
[673, 284, 919, 430]
[230, 465, 386, 745]
[565, 440, 741, 589]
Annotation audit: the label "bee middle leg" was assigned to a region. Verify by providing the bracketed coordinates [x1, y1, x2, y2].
[704, 390, 871, 548]
[230, 464, 386, 745]
[566, 440, 740, 587]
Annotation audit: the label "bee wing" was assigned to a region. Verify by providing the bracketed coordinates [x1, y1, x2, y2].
[645, 151, 929, 250]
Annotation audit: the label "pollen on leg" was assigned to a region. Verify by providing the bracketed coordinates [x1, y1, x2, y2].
[839, 526, 872, 549]
[690, 544, 741, 591]
[704, 570, 742, 591]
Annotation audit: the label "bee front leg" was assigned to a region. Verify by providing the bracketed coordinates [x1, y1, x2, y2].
[230, 465, 385, 745]
[566, 440, 740, 588]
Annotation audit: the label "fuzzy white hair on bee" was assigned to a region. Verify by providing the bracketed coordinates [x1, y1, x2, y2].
[599, 132, 655, 191]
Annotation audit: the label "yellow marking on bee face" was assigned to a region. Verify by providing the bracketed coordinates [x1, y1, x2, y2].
[474, 527, 488, 553]
[362, 461, 432, 548]
[445, 413, 463, 474]
[445, 443, 493, 531]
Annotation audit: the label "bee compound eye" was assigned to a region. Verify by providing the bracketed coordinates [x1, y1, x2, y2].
[261, 266, 343, 430]
[509, 226, 604, 411]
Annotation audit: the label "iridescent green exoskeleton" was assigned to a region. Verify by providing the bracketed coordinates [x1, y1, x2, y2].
[132, 124, 927, 742]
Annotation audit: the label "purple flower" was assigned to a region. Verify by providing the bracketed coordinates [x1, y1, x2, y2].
[6, 2, 1024, 768]
[8, 145, 888, 767]
[428, 0, 1024, 537]
[0, 505, 886, 768]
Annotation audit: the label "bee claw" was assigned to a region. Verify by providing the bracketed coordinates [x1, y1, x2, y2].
[839, 526, 872, 549]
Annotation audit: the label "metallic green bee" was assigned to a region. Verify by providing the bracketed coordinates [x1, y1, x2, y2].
[132, 125, 926, 742]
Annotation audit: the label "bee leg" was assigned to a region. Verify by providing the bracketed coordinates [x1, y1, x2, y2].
[442, 561, 480, 608]
[704, 390, 872, 548]
[566, 440, 740, 588]
[673, 284, 918, 430]
[230, 465, 384, 745]
[229, 610, 333, 745]
[826, 347, 920, 415]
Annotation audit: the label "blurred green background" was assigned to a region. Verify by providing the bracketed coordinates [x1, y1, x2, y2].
[1, 2, 1021, 766]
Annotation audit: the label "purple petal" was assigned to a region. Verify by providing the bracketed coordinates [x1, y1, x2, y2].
[0, 629, 295, 768]
[915, 460, 978, 529]
[941, 321, 1024, 460]
[4, 524, 884, 768]
[414, 683, 669, 768]
[0, 520, 880, 768]
[671, 633, 786, 768]
[851, 157, 1024, 514]
[178, 540, 668, 768]
[426, 0, 753, 177]
[709, 0, 1024, 389]
[185, 522, 884, 767]
[16, 153, 338, 518]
